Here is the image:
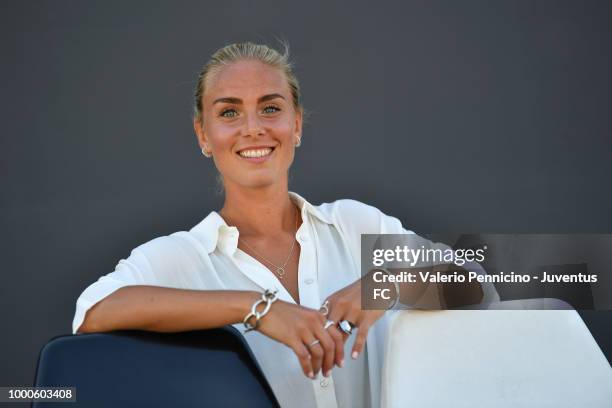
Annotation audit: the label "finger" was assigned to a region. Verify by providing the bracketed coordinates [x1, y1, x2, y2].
[337, 309, 361, 358]
[305, 339, 324, 376]
[292, 342, 314, 379]
[326, 299, 345, 325]
[352, 320, 371, 360]
[313, 325, 336, 376]
[326, 325, 346, 368]
[328, 302, 351, 342]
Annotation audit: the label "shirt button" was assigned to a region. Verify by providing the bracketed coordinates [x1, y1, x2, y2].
[320, 378, 329, 388]
[304, 278, 314, 285]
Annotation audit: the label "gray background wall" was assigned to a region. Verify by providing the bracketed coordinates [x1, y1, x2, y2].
[1, 0, 611, 389]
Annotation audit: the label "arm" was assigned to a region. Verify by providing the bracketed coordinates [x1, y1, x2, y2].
[74, 236, 343, 378]
[318, 200, 501, 360]
[76, 286, 261, 333]
[364, 264, 485, 310]
[323, 263, 486, 364]
[78, 285, 343, 378]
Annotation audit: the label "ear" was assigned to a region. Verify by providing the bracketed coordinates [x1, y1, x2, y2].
[293, 108, 303, 141]
[193, 117, 208, 149]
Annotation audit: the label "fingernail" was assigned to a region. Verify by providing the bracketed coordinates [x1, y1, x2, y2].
[352, 351, 359, 359]
[324, 370, 331, 378]
[339, 359, 345, 368]
[308, 371, 314, 379]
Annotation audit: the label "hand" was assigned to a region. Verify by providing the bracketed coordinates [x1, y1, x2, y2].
[255, 300, 344, 379]
[324, 278, 386, 360]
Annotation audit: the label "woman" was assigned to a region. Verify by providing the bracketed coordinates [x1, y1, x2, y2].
[72, 42, 497, 408]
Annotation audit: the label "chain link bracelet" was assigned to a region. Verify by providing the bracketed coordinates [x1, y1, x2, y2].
[243, 289, 279, 333]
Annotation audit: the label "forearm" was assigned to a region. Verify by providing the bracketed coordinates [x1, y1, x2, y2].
[365, 265, 484, 309]
[77, 285, 260, 333]
[392, 265, 484, 309]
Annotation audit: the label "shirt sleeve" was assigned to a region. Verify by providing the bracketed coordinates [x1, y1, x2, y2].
[72, 247, 151, 334]
[71, 232, 205, 335]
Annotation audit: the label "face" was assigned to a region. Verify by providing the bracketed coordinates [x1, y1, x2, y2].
[194, 59, 302, 191]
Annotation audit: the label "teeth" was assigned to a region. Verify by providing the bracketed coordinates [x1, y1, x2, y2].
[239, 148, 273, 158]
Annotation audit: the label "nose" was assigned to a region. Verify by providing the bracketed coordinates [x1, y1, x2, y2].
[242, 112, 264, 137]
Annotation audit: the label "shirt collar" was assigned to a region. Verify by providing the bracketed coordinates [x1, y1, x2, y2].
[189, 191, 332, 255]
[289, 191, 333, 225]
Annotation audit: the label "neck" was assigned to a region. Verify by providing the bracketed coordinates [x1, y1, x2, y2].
[219, 183, 298, 238]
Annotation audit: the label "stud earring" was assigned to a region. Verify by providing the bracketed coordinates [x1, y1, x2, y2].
[295, 136, 302, 147]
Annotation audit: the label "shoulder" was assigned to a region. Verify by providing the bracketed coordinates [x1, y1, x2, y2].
[315, 198, 408, 235]
[132, 232, 188, 256]
[127, 230, 205, 272]
[318, 198, 381, 226]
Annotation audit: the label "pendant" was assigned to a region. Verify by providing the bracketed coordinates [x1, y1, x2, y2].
[276, 267, 286, 278]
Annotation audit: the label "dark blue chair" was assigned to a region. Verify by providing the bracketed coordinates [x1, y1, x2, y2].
[32, 326, 279, 407]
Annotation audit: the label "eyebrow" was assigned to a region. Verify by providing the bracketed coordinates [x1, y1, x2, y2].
[212, 93, 286, 105]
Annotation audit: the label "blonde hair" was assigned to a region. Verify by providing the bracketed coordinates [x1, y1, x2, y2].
[193, 41, 302, 123]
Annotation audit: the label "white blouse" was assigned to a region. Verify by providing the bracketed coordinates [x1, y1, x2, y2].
[72, 191, 498, 408]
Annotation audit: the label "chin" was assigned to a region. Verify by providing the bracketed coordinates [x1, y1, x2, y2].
[236, 176, 279, 189]
[224, 167, 289, 190]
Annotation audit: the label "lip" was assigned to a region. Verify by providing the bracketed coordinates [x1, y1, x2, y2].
[236, 145, 276, 164]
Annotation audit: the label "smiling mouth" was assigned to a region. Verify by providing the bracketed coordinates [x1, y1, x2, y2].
[237, 147, 275, 158]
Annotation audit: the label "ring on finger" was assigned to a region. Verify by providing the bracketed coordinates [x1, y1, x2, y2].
[338, 320, 355, 335]
[323, 320, 335, 330]
[319, 300, 330, 316]
[307, 339, 320, 348]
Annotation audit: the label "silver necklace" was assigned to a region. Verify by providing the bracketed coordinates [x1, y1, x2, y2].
[239, 207, 299, 280]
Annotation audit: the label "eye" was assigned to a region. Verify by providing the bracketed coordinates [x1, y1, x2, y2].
[262, 105, 281, 114]
[219, 108, 238, 118]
